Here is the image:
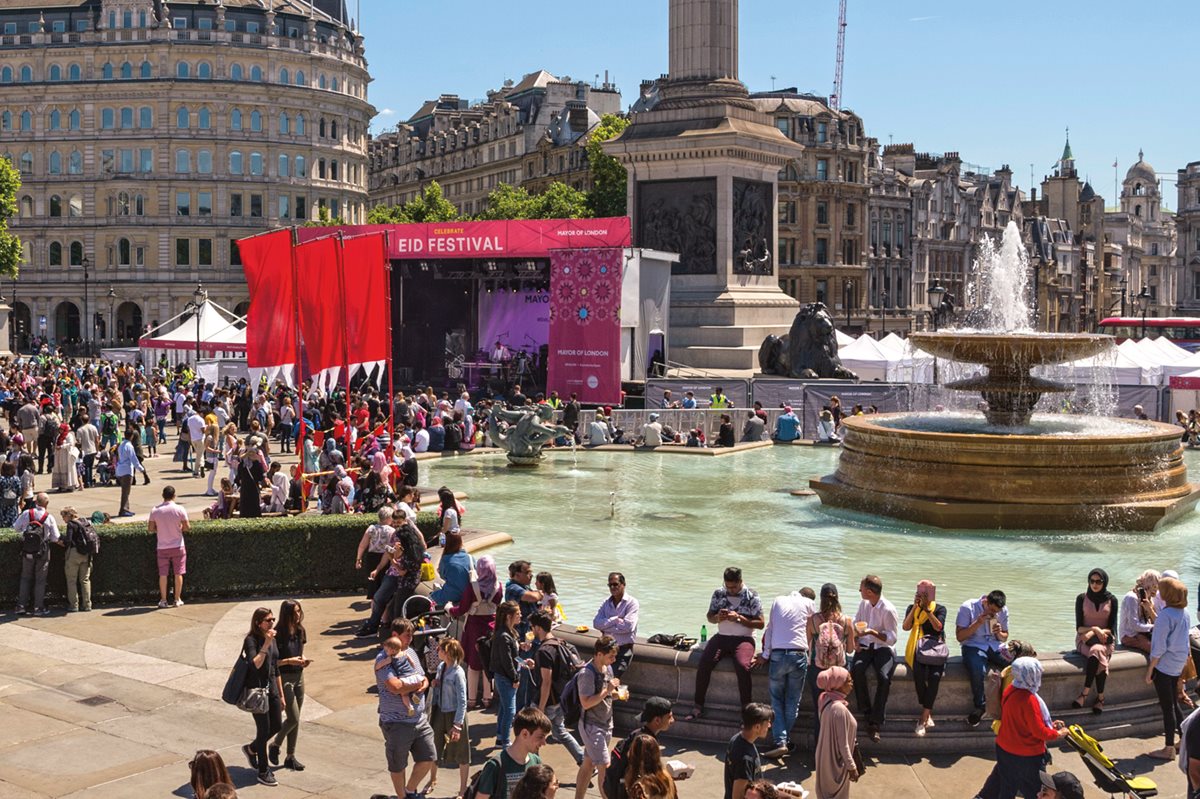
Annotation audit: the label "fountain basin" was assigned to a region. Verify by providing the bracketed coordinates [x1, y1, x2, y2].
[810, 413, 1200, 530]
[908, 331, 1112, 366]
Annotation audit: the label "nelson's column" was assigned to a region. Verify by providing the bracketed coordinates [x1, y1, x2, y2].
[604, 0, 803, 373]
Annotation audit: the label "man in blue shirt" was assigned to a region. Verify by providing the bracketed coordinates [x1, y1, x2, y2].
[681, 392, 698, 409]
[506, 560, 543, 709]
[773, 406, 801, 442]
[956, 590, 1010, 727]
[115, 428, 141, 518]
[376, 619, 435, 799]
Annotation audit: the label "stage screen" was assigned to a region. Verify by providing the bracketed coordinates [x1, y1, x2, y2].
[477, 289, 550, 357]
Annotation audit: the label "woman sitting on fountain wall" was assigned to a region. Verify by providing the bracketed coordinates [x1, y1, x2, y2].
[1072, 569, 1116, 714]
[1145, 576, 1191, 760]
[1120, 570, 1159, 653]
[902, 580, 946, 736]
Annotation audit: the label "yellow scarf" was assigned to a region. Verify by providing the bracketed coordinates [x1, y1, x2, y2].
[904, 601, 937, 667]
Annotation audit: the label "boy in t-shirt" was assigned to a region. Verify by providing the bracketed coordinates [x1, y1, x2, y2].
[575, 635, 619, 799]
[474, 706, 551, 799]
[724, 703, 772, 799]
[375, 636, 424, 716]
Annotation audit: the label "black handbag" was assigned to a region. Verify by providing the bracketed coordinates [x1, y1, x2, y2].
[914, 635, 949, 666]
[221, 653, 249, 705]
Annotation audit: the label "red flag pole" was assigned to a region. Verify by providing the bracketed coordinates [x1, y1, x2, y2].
[289, 226, 307, 512]
[334, 232, 353, 456]
[382, 231, 395, 477]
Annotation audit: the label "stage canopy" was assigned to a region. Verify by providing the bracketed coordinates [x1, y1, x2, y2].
[138, 300, 245, 367]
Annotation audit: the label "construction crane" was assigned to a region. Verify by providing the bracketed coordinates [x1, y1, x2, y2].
[830, 0, 848, 110]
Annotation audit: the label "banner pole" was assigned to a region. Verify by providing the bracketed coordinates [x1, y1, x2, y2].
[382, 231, 396, 484]
[289, 226, 307, 513]
[334, 232, 354, 456]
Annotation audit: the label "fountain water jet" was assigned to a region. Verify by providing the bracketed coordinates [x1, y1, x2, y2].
[810, 222, 1200, 531]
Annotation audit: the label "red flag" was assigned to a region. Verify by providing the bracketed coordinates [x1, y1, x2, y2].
[239, 229, 296, 368]
[341, 232, 390, 366]
[294, 236, 345, 372]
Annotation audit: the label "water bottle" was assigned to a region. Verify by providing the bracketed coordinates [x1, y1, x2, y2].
[700, 624, 708, 643]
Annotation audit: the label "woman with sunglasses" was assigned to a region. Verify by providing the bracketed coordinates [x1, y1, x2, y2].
[1072, 568, 1116, 714]
[241, 606, 284, 787]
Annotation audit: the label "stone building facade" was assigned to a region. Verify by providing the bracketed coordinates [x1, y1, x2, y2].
[1103, 152, 1176, 321]
[3, 0, 373, 351]
[750, 91, 872, 328]
[367, 71, 621, 218]
[1176, 161, 1200, 314]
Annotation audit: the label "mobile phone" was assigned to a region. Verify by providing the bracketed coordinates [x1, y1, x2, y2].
[1138, 587, 1147, 600]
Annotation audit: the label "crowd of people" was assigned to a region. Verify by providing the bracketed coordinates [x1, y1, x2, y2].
[9, 350, 1200, 799]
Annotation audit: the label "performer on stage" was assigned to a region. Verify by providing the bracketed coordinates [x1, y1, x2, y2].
[490, 340, 509, 363]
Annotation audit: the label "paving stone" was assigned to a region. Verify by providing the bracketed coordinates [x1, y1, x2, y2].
[0, 727, 177, 796]
[0, 704, 75, 748]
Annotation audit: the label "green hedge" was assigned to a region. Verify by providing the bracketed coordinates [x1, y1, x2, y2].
[1, 512, 439, 605]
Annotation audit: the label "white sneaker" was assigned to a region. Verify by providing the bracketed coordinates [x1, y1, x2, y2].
[157, 600, 169, 608]
[914, 722, 926, 736]
[925, 718, 935, 729]
[175, 599, 185, 607]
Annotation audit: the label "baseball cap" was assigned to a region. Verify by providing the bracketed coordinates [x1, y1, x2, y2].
[640, 696, 673, 722]
[648, 412, 659, 420]
[1038, 771, 1083, 799]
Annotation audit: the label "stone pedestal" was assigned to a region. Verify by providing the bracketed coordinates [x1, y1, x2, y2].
[604, 0, 800, 373]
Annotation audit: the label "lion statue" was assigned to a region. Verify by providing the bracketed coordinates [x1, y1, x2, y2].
[758, 302, 858, 380]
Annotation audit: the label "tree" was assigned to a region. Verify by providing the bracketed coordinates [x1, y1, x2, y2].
[0, 157, 21, 278]
[402, 181, 460, 223]
[585, 113, 631, 219]
[476, 181, 590, 221]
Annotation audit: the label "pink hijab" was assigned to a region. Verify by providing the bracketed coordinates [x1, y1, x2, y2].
[817, 666, 851, 708]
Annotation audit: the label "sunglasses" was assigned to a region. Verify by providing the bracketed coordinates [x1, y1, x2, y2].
[262, 618, 275, 624]
[608, 582, 622, 588]
[1089, 578, 1104, 585]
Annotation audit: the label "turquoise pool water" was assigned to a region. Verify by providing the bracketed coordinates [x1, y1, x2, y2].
[424, 446, 1200, 651]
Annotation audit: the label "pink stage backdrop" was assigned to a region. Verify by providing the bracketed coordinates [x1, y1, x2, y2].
[547, 248, 623, 404]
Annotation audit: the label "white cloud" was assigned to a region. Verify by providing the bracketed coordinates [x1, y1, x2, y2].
[378, 108, 395, 116]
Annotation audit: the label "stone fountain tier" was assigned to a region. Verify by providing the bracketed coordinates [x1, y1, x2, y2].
[908, 332, 1113, 425]
[810, 415, 1200, 531]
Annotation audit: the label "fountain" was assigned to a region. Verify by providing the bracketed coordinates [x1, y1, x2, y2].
[491, 404, 574, 466]
[810, 222, 1200, 531]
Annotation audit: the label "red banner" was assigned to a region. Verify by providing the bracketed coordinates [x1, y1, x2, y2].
[341, 232, 390, 365]
[239, 229, 296, 368]
[297, 217, 631, 260]
[294, 236, 345, 373]
[547, 248, 623, 404]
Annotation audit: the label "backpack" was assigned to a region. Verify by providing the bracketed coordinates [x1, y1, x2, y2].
[20, 509, 48, 558]
[69, 517, 100, 556]
[560, 662, 604, 728]
[462, 753, 505, 799]
[101, 413, 117, 436]
[476, 631, 494, 679]
[814, 616, 847, 669]
[543, 638, 585, 699]
[40, 415, 58, 441]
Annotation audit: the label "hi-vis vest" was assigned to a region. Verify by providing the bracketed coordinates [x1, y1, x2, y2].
[710, 393, 729, 408]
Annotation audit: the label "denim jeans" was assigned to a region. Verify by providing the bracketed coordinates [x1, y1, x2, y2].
[494, 674, 517, 747]
[546, 702, 585, 764]
[962, 645, 1011, 711]
[768, 649, 809, 747]
[367, 573, 398, 629]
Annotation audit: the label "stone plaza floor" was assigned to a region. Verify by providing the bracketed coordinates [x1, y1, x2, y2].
[4, 454, 1193, 797]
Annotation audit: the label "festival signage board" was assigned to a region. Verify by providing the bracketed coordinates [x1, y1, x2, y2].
[547, 248, 623, 404]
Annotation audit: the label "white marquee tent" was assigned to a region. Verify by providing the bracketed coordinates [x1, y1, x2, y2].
[138, 300, 246, 368]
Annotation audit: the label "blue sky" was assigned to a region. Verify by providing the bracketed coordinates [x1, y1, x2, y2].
[358, 0, 1196, 210]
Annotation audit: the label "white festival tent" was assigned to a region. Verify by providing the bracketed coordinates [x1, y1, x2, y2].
[1143, 336, 1193, 364]
[1042, 346, 1160, 386]
[1158, 348, 1200, 381]
[877, 332, 908, 355]
[138, 300, 246, 368]
[835, 329, 856, 347]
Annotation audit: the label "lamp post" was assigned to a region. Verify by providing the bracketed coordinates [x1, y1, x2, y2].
[843, 279, 852, 332]
[927, 281, 946, 332]
[106, 286, 116, 346]
[183, 282, 207, 364]
[1118, 274, 1128, 317]
[880, 289, 888, 336]
[81, 255, 90, 354]
[1137, 285, 1151, 338]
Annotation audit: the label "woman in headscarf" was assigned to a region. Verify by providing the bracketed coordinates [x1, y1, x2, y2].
[974, 657, 1068, 799]
[327, 464, 353, 515]
[1072, 568, 1117, 713]
[449, 554, 502, 708]
[236, 443, 266, 518]
[902, 579, 946, 735]
[813, 666, 858, 799]
[51, 422, 80, 492]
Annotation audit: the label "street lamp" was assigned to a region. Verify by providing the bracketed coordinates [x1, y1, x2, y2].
[81, 255, 90, 354]
[927, 281, 947, 332]
[880, 289, 888, 336]
[843, 279, 852, 332]
[1137, 285, 1151, 338]
[1119, 274, 1128, 317]
[183, 282, 207, 364]
[106, 286, 116, 345]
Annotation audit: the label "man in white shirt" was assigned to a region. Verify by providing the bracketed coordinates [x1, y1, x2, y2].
[75, 418, 100, 488]
[186, 405, 207, 478]
[15, 492, 61, 615]
[639, 413, 664, 448]
[412, 424, 430, 453]
[756, 588, 817, 757]
[851, 574, 899, 742]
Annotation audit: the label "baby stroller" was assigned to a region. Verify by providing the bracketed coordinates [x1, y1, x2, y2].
[400, 594, 450, 675]
[1064, 724, 1157, 798]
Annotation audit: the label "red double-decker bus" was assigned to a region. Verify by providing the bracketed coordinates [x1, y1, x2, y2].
[1098, 317, 1200, 350]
